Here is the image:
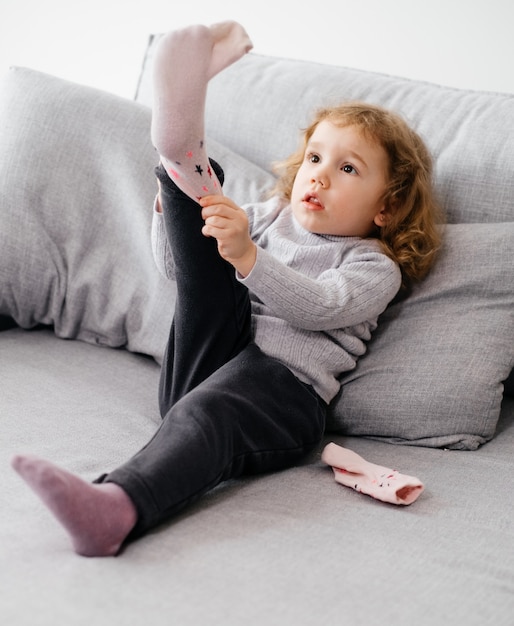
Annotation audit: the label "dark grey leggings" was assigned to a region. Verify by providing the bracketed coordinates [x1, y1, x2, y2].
[103, 164, 326, 538]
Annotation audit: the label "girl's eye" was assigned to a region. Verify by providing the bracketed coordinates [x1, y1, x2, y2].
[342, 164, 357, 174]
[308, 153, 320, 163]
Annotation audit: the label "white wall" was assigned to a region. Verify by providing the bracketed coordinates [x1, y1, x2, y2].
[1, 0, 513, 99]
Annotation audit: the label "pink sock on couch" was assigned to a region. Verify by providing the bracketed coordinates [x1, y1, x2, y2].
[321, 442, 424, 505]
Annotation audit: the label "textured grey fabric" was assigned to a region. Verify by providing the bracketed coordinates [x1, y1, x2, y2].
[0, 67, 273, 361]
[0, 67, 172, 358]
[1, 328, 513, 625]
[207, 55, 514, 227]
[329, 222, 514, 449]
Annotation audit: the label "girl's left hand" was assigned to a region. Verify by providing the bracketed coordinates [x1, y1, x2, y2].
[200, 195, 257, 277]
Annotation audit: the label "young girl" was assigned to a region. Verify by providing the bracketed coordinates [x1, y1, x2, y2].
[12, 22, 442, 557]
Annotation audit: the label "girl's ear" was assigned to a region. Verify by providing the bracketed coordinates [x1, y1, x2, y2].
[373, 207, 389, 227]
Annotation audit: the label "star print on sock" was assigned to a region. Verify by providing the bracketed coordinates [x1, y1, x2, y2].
[195, 164, 203, 176]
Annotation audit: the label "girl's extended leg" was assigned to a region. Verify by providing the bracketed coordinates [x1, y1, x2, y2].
[105, 343, 326, 539]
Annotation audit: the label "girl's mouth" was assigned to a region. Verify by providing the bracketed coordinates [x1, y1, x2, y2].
[302, 193, 324, 210]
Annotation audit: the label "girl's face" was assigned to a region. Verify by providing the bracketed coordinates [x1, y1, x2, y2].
[290, 121, 390, 237]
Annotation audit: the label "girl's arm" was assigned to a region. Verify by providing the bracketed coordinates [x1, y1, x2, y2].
[241, 244, 402, 332]
[153, 192, 401, 331]
[200, 194, 401, 331]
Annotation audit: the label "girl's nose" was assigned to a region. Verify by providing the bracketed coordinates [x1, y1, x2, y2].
[311, 167, 329, 189]
[311, 172, 328, 188]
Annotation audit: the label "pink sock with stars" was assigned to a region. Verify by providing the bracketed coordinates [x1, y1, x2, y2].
[321, 443, 424, 505]
[151, 22, 253, 201]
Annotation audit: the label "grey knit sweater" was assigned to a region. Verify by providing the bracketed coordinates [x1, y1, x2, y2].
[151, 196, 401, 403]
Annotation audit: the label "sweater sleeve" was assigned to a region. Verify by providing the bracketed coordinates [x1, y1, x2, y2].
[239, 243, 401, 331]
[150, 198, 176, 280]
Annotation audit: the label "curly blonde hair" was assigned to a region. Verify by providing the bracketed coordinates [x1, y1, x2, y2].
[273, 102, 444, 286]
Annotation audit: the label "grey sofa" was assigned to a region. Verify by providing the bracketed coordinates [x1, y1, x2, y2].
[1, 36, 513, 626]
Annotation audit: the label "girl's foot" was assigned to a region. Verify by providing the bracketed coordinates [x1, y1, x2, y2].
[11, 454, 137, 556]
[151, 22, 252, 200]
